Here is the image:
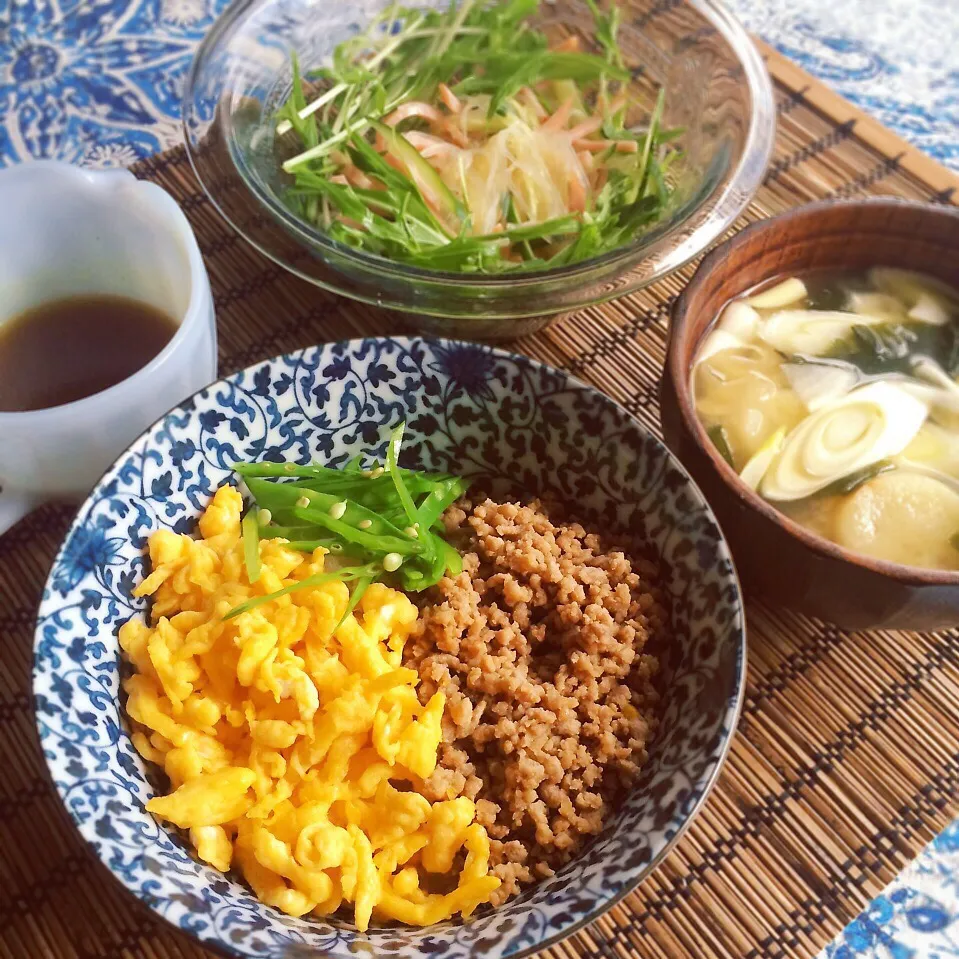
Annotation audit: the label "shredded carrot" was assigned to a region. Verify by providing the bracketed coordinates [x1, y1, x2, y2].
[568, 174, 587, 213]
[438, 83, 462, 114]
[567, 117, 603, 141]
[575, 138, 639, 153]
[443, 120, 470, 148]
[344, 166, 376, 190]
[551, 35, 581, 52]
[519, 86, 547, 119]
[384, 101, 447, 127]
[404, 131, 459, 159]
[541, 97, 574, 131]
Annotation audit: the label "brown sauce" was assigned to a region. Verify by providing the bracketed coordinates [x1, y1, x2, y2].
[0, 294, 178, 412]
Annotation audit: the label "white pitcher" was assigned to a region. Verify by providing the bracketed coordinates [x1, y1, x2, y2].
[0, 161, 218, 534]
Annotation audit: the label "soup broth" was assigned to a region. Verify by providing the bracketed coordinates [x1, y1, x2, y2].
[692, 267, 959, 572]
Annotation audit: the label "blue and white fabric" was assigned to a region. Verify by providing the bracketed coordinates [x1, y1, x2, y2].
[5, 0, 959, 955]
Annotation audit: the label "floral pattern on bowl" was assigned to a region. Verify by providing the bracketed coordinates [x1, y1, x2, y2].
[33, 336, 745, 959]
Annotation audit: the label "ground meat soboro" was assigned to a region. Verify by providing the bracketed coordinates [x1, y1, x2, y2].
[403, 497, 666, 904]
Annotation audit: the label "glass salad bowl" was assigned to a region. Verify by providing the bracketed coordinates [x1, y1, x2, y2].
[183, 0, 775, 337]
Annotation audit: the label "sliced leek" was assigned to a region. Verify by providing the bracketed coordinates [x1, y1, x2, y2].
[739, 427, 786, 490]
[761, 381, 929, 501]
[747, 277, 807, 311]
[717, 300, 761, 341]
[871, 268, 957, 326]
[909, 292, 951, 326]
[781, 362, 859, 412]
[759, 308, 889, 357]
[901, 357, 959, 425]
[694, 329, 747, 367]
[912, 356, 956, 388]
[900, 422, 959, 478]
[845, 291, 907, 323]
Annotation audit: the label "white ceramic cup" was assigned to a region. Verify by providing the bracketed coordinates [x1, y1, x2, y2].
[0, 161, 218, 535]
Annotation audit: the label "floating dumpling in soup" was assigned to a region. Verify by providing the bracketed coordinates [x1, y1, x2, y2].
[692, 268, 959, 572]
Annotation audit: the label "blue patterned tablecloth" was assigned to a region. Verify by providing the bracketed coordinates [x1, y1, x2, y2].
[0, 0, 956, 171]
[3, 0, 958, 956]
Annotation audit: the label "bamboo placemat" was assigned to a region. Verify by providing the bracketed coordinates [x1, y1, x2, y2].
[3, 43, 959, 959]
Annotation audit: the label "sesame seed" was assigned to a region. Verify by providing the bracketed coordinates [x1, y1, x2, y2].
[358, 519, 373, 529]
[284, 463, 296, 473]
[361, 469, 373, 478]
[295, 495, 310, 509]
[370, 466, 385, 479]
[329, 500, 348, 520]
[404, 526, 419, 539]
[257, 509, 272, 526]
[382, 552, 403, 572]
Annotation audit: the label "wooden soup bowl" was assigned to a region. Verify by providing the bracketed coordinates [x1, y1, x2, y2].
[661, 199, 959, 630]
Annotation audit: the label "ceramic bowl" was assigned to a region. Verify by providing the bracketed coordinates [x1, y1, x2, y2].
[183, 0, 775, 338]
[661, 199, 959, 631]
[34, 336, 744, 958]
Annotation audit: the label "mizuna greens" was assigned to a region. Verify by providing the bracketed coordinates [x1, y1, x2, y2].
[273, 0, 681, 273]
[227, 423, 468, 618]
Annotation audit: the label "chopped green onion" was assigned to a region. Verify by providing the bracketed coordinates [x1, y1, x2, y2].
[224, 564, 380, 620]
[242, 510, 261, 584]
[438, 538, 463, 577]
[387, 423, 419, 527]
[332, 574, 375, 634]
[707, 425, 736, 470]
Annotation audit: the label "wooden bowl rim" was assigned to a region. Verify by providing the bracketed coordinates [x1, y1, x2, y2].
[669, 197, 959, 588]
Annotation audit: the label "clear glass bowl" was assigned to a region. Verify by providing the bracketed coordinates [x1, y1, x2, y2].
[183, 0, 774, 338]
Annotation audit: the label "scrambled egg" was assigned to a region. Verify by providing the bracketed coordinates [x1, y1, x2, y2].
[120, 485, 499, 930]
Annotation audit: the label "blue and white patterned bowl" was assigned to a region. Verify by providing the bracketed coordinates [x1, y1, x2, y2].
[33, 336, 745, 958]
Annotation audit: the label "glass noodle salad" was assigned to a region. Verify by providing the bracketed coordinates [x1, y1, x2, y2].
[274, 0, 681, 273]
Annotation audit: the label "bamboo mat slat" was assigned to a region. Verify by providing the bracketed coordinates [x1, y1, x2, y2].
[4, 43, 959, 959]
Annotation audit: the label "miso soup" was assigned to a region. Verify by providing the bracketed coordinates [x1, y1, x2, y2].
[691, 267, 959, 572]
